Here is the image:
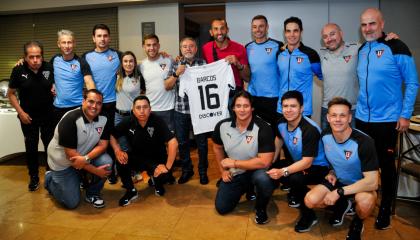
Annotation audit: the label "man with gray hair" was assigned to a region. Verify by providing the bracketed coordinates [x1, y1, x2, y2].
[51, 29, 95, 126]
[164, 37, 209, 185]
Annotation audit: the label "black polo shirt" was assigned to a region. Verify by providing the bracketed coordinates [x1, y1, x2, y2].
[9, 61, 54, 119]
[112, 113, 175, 162]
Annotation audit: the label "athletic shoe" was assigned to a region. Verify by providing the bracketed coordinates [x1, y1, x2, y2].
[255, 209, 269, 224]
[346, 202, 356, 216]
[107, 174, 118, 185]
[246, 191, 257, 201]
[166, 173, 176, 185]
[280, 183, 291, 192]
[155, 184, 166, 196]
[28, 176, 40, 192]
[133, 173, 143, 183]
[287, 193, 300, 208]
[178, 171, 194, 184]
[329, 198, 352, 227]
[85, 195, 105, 208]
[346, 216, 364, 240]
[199, 174, 209, 185]
[119, 188, 138, 206]
[375, 207, 391, 230]
[295, 211, 318, 233]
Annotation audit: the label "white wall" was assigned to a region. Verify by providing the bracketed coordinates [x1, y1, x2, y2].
[226, 0, 378, 124]
[118, 4, 180, 61]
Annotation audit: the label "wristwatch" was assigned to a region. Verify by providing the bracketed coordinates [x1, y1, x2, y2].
[282, 167, 289, 177]
[84, 155, 91, 164]
[337, 187, 345, 197]
[172, 72, 179, 78]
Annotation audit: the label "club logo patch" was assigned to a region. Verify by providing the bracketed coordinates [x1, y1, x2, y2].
[344, 150, 352, 160]
[96, 127, 103, 135]
[376, 50, 384, 58]
[108, 55, 113, 61]
[265, 48, 272, 54]
[246, 135, 253, 144]
[70, 64, 78, 71]
[147, 127, 154, 137]
[42, 71, 50, 79]
[160, 64, 166, 70]
[293, 137, 298, 145]
[343, 55, 352, 63]
[296, 57, 303, 64]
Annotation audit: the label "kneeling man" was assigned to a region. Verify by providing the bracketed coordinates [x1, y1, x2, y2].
[45, 89, 112, 209]
[305, 97, 378, 240]
[213, 91, 275, 224]
[111, 96, 178, 206]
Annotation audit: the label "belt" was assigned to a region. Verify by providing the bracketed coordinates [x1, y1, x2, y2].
[115, 109, 131, 116]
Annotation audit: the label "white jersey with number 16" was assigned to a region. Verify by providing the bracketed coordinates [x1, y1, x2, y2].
[179, 59, 235, 134]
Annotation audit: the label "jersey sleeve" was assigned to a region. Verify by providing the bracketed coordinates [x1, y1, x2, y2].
[57, 115, 78, 149]
[301, 125, 320, 157]
[156, 115, 175, 142]
[178, 70, 188, 98]
[358, 136, 379, 172]
[257, 120, 275, 153]
[8, 66, 21, 89]
[100, 116, 112, 140]
[212, 120, 224, 145]
[79, 57, 93, 76]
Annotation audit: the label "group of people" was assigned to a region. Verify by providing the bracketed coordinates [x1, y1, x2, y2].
[7, 6, 418, 240]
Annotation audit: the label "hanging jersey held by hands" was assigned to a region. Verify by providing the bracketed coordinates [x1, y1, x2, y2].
[179, 60, 235, 134]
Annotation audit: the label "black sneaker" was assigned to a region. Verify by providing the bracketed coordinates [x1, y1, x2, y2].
[346, 216, 364, 240]
[28, 176, 40, 192]
[108, 174, 118, 185]
[287, 193, 300, 208]
[295, 212, 318, 233]
[255, 209, 269, 224]
[199, 174, 209, 185]
[347, 202, 356, 216]
[85, 195, 105, 208]
[148, 178, 155, 187]
[178, 171, 194, 184]
[155, 184, 166, 196]
[329, 199, 352, 227]
[280, 183, 291, 192]
[166, 173, 176, 185]
[246, 191, 257, 201]
[375, 207, 391, 230]
[119, 188, 138, 207]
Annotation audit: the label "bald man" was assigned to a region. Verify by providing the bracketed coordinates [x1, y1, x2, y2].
[356, 8, 419, 230]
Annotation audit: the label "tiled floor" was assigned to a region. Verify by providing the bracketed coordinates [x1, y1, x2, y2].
[0, 144, 419, 240]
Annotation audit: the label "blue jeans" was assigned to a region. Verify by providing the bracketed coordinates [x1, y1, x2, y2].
[154, 109, 175, 133]
[45, 153, 112, 209]
[174, 111, 208, 175]
[321, 107, 356, 130]
[114, 112, 131, 152]
[215, 169, 275, 214]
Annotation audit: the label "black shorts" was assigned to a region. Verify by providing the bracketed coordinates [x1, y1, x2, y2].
[321, 179, 355, 199]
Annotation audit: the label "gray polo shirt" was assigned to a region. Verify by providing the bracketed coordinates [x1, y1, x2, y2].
[47, 108, 111, 171]
[212, 116, 274, 176]
[320, 42, 360, 109]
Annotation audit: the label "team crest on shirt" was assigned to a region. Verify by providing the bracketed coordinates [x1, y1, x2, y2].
[296, 57, 304, 64]
[96, 127, 103, 135]
[160, 64, 167, 70]
[147, 127, 154, 137]
[245, 135, 253, 144]
[70, 64, 78, 71]
[42, 71, 50, 79]
[376, 50, 384, 58]
[293, 137, 298, 145]
[344, 150, 352, 160]
[343, 55, 352, 63]
[108, 55, 113, 61]
[265, 48, 273, 54]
